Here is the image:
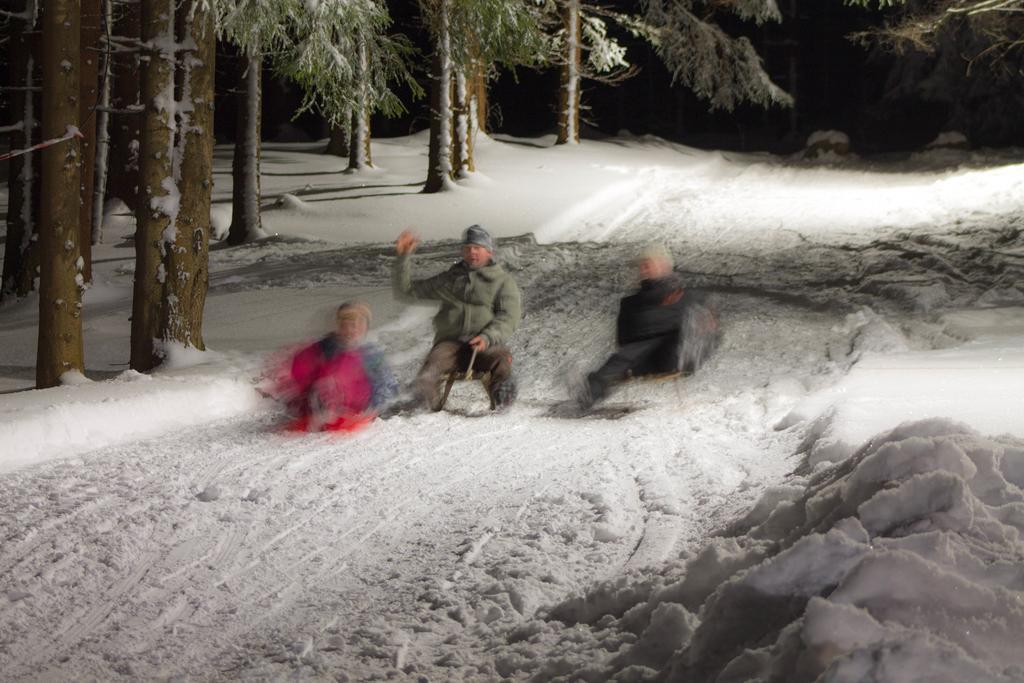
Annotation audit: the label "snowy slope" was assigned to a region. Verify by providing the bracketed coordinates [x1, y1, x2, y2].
[1, 133, 1024, 681]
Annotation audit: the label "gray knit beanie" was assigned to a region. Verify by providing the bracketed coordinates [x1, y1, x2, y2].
[462, 224, 494, 252]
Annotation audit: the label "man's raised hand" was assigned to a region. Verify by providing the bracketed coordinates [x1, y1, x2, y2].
[396, 230, 420, 256]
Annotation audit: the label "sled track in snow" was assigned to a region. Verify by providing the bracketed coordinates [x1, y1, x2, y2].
[4, 237, 969, 679]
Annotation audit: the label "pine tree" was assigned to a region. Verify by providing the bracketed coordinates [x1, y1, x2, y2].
[452, 64, 474, 175]
[1, 1, 40, 301]
[540, 0, 642, 145]
[226, 49, 264, 245]
[107, 0, 142, 217]
[130, 0, 175, 371]
[349, 38, 373, 170]
[37, 0, 85, 387]
[423, 0, 454, 193]
[277, 0, 417, 174]
[91, 0, 114, 246]
[420, 0, 545, 191]
[642, 0, 792, 111]
[127, 0, 216, 369]
[325, 115, 352, 158]
[161, 0, 215, 351]
[212, 0, 275, 246]
[218, 0, 415, 235]
[472, 63, 488, 134]
[848, 0, 1024, 51]
[556, 0, 582, 144]
[848, 0, 1023, 145]
[78, 0, 102, 283]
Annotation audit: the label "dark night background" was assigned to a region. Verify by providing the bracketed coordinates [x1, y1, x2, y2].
[225, 1, 1023, 154]
[3, 1, 1021, 154]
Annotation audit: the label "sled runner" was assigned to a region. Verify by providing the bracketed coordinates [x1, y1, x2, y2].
[540, 401, 640, 420]
[436, 347, 497, 411]
[623, 370, 682, 384]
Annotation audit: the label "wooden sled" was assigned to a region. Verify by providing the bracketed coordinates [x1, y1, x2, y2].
[436, 348, 496, 412]
[617, 369, 686, 407]
[623, 370, 682, 384]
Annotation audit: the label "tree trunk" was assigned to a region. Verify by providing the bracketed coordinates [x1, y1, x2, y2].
[161, 0, 212, 350]
[472, 61, 488, 135]
[348, 108, 372, 170]
[78, 0, 102, 282]
[556, 0, 581, 145]
[92, 0, 114, 246]
[131, 0, 176, 371]
[452, 68, 473, 176]
[325, 114, 351, 158]
[227, 50, 263, 245]
[348, 40, 372, 171]
[424, 0, 453, 194]
[17, 53, 43, 300]
[108, 0, 141, 214]
[37, 0, 84, 388]
[1, 18, 36, 300]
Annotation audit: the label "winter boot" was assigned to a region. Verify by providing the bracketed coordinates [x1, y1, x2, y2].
[489, 375, 518, 411]
[574, 373, 607, 410]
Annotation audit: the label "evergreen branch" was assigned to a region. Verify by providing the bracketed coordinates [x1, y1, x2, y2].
[646, 1, 792, 110]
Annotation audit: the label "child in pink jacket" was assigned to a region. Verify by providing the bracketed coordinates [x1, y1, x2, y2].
[272, 301, 397, 431]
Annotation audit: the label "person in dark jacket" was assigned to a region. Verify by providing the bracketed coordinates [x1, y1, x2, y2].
[393, 224, 522, 411]
[578, 244, 688, 408]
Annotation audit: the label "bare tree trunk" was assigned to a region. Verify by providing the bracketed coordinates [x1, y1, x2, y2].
[92, 0, 114, 246]
[348, 108, 372, 170]
[162, 0, 212, 350]
[325, 114, 351, 158]
[1, 14, 36, 300]
[108, 0, 141, 214]
[472, 60, 488, 135]
[17, 65, 43, 299]
[227, 50, 263, 245]
[131, 0, 175, 371]
[348, 40, 372, 171]
[37, 0, 84, 388]
[556, 0, 581, 146]
[78, 0, 102, 282]
[21, 30, 45, 298]
[452, 68, 473, 176]
[424, 0, 453, 194]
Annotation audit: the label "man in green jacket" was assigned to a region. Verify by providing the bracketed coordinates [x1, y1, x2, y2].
[393, 224, 522, 411]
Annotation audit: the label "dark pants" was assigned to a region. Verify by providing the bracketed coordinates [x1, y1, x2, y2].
[588, 335, 678, 403]
[415, 341, 513, 410]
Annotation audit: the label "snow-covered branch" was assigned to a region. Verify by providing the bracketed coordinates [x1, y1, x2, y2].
[0, 0, 37, 22]
[848, 0, 1024, 55]
[216, 0, 417, 127]
[645, 0, 791, 110]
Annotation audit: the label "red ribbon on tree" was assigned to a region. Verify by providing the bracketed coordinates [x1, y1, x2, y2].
[0, 125, 84, 162]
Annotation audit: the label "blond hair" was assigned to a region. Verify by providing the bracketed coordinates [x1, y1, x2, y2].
[337, 301, 372, 326]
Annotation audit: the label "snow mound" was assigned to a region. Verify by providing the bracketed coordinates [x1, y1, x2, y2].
[0, 370, 267, 472]
[100, 197, 136, 241]
[521, 420, 1024, 682]
[783, 308, 1024, 469]
[210, 203, 232, 240]
[927, 131, 970, 150]
[804, 130, 852, 161]
[806, 130, 851, 148]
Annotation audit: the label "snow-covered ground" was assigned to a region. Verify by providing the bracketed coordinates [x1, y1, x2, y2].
[1, 133, 1023, 681]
